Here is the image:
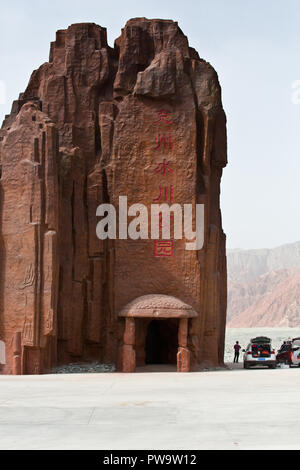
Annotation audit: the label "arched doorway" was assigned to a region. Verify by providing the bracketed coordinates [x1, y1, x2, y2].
[118, 294, 198, 372]
[145, 321, 162, 364]
[145, 319, 178, 365]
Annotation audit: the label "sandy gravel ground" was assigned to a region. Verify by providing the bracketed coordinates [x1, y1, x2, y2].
[0, 365, 300, 450]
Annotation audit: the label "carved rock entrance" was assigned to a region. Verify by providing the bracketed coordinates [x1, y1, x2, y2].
[118, 295, 198, 372]
[145, 319, 178, 365]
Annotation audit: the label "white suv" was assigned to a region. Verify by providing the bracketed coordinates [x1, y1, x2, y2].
[243, 336, 276, 369]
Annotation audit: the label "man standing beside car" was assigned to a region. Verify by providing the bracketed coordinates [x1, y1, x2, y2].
[233, 341, 241, 363]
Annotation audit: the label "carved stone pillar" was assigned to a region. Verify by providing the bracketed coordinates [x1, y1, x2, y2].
[177, 346, 190, 372]
[124, 318, 135, 345]
[177, 319, 190, 372]
[121, 345, 136, 372]
[122, 318, 136, 372]
[178, 318, 188, 347]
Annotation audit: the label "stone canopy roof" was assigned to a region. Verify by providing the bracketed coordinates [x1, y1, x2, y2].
[118, 294, 198, 319]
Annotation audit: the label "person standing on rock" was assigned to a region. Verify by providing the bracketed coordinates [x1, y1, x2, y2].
[233, 341, 241, 363]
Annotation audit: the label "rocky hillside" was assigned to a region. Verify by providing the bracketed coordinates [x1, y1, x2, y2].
[227, 242, 300, 327]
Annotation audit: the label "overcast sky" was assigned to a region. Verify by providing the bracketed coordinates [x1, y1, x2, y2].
[0, 0, 299, 249]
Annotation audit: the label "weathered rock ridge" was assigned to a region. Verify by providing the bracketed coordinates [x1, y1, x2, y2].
[227, 242, 300, 327]
[227, 242, 300, 283]
[0, 18, 227, 374]
[228, 269, 300, 328]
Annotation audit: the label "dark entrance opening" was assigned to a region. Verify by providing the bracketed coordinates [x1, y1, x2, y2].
[145, 319, 178, 365]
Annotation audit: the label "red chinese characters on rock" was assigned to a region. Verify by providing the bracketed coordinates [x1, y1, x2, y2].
[154, 240, 174, 257]
[154, 159, 173, 176]
[154, 134, 173, 150]
[152, 110, 175, 257]
[153, 185, 174, 203]
[159, 213, 174, 229]
[153, 110, 173, 125]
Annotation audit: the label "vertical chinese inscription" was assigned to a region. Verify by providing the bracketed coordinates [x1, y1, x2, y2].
[152, 110, 175, 257]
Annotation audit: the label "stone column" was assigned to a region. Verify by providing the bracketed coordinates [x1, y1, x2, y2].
[12, 332, 22, 375]
[177, 318, 190, 372]
[122, 318, 136, 372]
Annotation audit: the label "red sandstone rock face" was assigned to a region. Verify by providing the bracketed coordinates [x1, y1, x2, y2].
[0, 18, 227, 374]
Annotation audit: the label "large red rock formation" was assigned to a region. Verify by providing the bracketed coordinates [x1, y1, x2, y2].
[0, 18, 227, 374]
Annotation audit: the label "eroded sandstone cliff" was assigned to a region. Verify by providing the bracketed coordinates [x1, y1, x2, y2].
[227, 243, 300, 327]
[0, 18, 227, 373]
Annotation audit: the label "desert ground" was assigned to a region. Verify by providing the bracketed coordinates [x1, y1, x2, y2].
[1, 328, 300, 450]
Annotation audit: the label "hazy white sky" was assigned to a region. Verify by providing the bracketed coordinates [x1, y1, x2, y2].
[1, 0, 299, 249]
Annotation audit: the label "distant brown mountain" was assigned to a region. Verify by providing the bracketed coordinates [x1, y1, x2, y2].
[227, 242, 300, 327]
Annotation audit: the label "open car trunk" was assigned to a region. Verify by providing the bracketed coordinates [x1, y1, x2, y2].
[251, 337, 272, 358]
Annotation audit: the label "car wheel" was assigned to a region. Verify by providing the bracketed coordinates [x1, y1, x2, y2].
[244, 363, 249, 369]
